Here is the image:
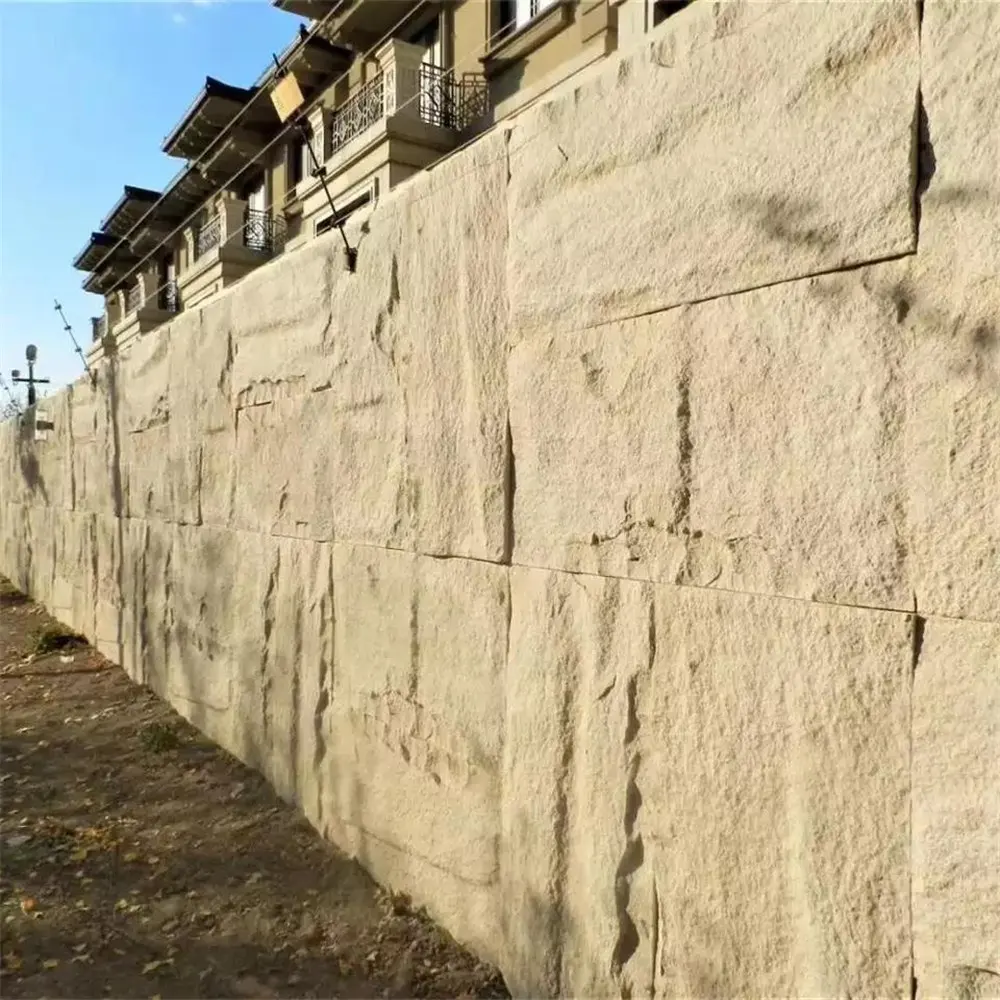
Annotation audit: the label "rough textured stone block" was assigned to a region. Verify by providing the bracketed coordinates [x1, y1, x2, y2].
[644, 587, 912, 1000]
[231, 385, 404, 544]
[71, 373, 118, 517]
[509, 316, 684, 581]
[225, 235, 339, 406]
[229, 137, 509, 560]
[506, 567, 912, 998]
[510, 270, 912, 610]
[50, 511, 96, 641]
[507, 0, 919, 338]
[168, 308, 234, 527]
[226, 535, 333, 810]
[325, 544, 506, 960]
[913, 617, 1000, 1000]
[899, 0, 1000, 622]
[166, 524, 238, 728]
[134, 518, 175, 695]
[370, 132, 510, 562]
[503, 567, 652, 998]
[92, 512, 123, 664]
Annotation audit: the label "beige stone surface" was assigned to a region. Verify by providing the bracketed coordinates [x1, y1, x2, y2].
[165, 524, 237, 721]
[506, 567, 912, 998]
[913, 616, 1000, 1000]
[226, 534, 333, 809]
[4, 4, 1000, 994]
[510, 271, 912, 610]
[228, 134, 509, 561]
[503, 567, 652, 998]
[70, 374, 116, 517]
[167, 307, 234, 527]
[324, 543, 506, 960]
[900, 0, 1000, 622]
[644, 586, 912, 1000]
[507, 0, 919, 339]
[50, 511, 96, 640]
[93, 513, 123, 664]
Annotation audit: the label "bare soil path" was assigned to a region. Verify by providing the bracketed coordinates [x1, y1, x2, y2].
[0, 576, 508, 1000]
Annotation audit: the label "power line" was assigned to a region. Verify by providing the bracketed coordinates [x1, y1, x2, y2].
[53, 300, 93, 380]
[96, 15, 525, 320]
[88, 2, 427, 294]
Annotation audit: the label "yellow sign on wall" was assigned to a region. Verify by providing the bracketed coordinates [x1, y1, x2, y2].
[270, 72, 305, 123]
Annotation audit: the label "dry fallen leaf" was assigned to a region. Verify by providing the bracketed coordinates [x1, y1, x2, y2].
[42, 958, 59, 970]
[141, 958, 174, 975]
[20, 897, 37, 914]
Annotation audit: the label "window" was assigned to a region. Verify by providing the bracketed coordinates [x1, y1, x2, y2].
[316, 189, 372, 235]
[652, 0, 690, 27]
[242, 174, 267, 213]
[288, 127, 312, 188]
[497, 0, 559, 38]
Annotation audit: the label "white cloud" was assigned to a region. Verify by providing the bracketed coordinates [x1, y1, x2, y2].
[172, 10, 187, 24]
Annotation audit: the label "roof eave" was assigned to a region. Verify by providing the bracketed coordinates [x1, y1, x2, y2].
[161, 76, 254, 156]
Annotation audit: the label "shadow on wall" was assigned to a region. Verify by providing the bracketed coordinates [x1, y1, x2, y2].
[735, 184, 999, 386]
[16, 410, 49, 504]
[731, 194, 840, 253]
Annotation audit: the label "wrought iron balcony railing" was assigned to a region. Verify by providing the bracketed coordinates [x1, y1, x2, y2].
[159, 279, 179, 313]
[244, 209, 287, 256]
[125, 283, 142, 314]
[195, 215, 222, 260]
[329, 72, 386, 157]
[417, 65, 489, 131]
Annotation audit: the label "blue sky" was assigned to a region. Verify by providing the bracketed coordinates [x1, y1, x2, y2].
[0, 0, 305, 395]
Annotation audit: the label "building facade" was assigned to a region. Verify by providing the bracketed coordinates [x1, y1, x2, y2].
[75, 0, 688, 358]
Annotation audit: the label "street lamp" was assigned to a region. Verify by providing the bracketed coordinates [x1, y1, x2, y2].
[11, 344, 50, 407]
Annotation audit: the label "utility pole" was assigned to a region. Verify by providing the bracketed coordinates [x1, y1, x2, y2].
[11, 344, 50, 407]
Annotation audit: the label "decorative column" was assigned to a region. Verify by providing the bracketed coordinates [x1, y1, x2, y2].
[375, 38, 425, 121]
[183, 228, 196, 269]
[611, 0, 648, 48]
[139, 265, 160, 309]
[307, 103, 328, 167]
[219, 198, 247, 250]
[109, 291, 126, 328]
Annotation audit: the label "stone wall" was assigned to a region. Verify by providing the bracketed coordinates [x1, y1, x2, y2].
[2, 3, 998, 997]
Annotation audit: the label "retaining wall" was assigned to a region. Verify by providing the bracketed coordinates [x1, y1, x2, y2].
[2, 2, 998, 996]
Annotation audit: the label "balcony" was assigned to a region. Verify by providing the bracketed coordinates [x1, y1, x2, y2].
[244, 209, 287, 256]
[415, 64, 490, 131]
[159, 279, 180, 314]
[194, 215, 222, 260]
[125, 283, 142, 315]
[286, 40, 489, 240]
[178, 199, 287, 310]
[328, 72, 386, 156]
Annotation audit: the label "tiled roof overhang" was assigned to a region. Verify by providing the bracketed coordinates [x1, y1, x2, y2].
[99, 185, 162, 238]
[161, 76, 255, 160]
[73, 231, 120, 271]
[129, 165, 218, 254]
[273, 0, 341, 22]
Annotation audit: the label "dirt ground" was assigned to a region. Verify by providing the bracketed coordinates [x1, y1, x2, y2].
[0, 576, 509, 1000]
